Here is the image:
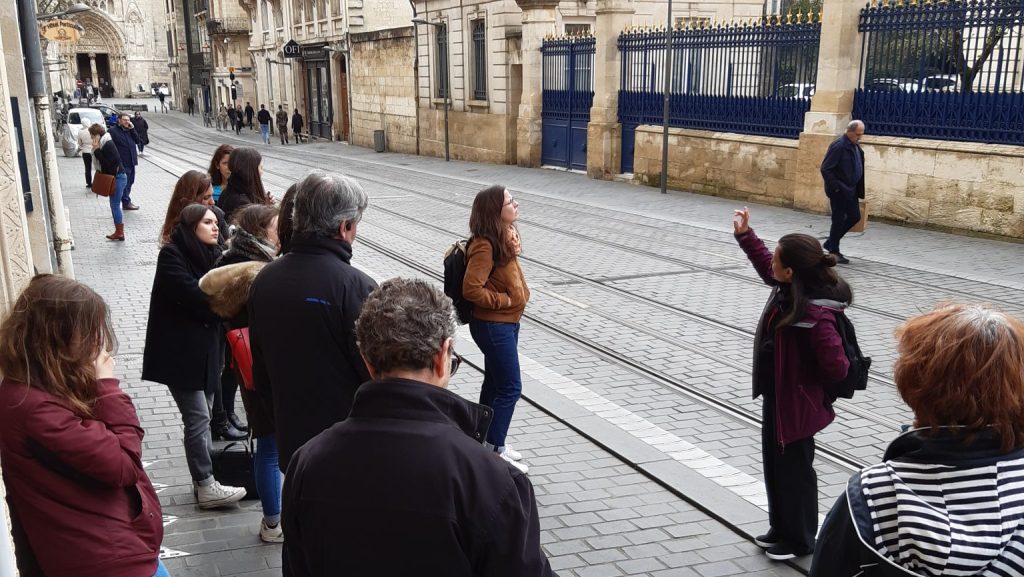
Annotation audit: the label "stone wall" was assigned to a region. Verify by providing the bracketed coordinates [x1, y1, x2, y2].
[419, 108, 513, 164]
[632, 126, 798, 207]
[350, 28, 418, 154]
[633, 126, 1024, 239]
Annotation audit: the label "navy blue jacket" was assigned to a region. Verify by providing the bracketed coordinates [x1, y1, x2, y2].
[107, 125, 139, 168]
[820, 134, 865, 199]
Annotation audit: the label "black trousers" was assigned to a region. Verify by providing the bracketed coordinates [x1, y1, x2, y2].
[82, 153, 92, 186]
[762, 394, 818, 553]
[824, 192, 860, 255]
[212, 340, 239, 425]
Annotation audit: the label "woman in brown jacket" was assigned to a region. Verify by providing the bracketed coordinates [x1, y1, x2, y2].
[463, 185, 530, 473]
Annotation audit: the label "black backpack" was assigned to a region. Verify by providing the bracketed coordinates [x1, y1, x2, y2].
[443, 240, 473, 324]
[827, 311, 871, 400]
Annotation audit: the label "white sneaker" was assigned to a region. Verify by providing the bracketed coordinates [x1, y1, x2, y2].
[500, 452, 529, 474]
[196, 480, 246, 509]
[500, 446, 523, 461]
[260, 520, 284, 543]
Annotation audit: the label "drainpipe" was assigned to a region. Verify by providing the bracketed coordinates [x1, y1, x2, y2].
[18, 0, 75, 277]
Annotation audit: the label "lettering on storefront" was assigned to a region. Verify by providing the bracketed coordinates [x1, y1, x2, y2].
[283, 39, 302, 59]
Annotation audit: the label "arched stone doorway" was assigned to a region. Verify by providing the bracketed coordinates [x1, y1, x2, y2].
[50, 11, 128, 98]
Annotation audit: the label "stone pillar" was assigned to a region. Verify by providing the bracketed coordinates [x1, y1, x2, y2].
[515, 0, 559, 168]
[792, 0, 862, 212]
[586, 0, 634, 179]
[89, 52, 99, 83]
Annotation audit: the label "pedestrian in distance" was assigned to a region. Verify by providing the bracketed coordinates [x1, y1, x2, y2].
[463, 185, 531, 473]
[257, 104, 272, 144]
[248, 171, 376, 472]
[157, 90, 167, 113]
[227, 105, 238, 132]
[77, 118, 94, 189]
[133, 111, 149, 156]
[235, 104, 245, 135]
[89, 123, 128, 241]
[811, 304, 1024, 577]
[733, 207, 851, 561]
[187, 95, 196, 116]
[281, 278, 555, 577]
[207, 143, 234, 204]
[245, 101, 255, 130]
[142, 203, 248, 509]
[218, 104, 229, 132]
[821, 120, 866, 265]
[0, 275, 170, 577]
[200, 203, 284, 543]
[291, 109, 303, 144]
[158, 169, 228, 249]
[276, 105, 289, 145]
[215, 146, 271, 222]
[108, 113, 141, 210]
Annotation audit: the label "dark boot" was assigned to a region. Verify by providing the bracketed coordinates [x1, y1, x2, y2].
[226, 412, 248, 432]
[106, 223, 125, 241]
[211, 419, 247, 441]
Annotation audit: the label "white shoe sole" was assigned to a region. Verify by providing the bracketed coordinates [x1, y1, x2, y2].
[765, 550, 797, 561]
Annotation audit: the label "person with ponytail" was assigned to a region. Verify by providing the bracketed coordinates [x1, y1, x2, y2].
[733, 207, 851, 562]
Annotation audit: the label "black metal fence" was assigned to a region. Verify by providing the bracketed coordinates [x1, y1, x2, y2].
[854, 0, 1024, 144]
[618, 14, 821, 172]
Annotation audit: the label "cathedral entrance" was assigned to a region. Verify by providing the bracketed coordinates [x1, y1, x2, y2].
[75, 53, 113, 97]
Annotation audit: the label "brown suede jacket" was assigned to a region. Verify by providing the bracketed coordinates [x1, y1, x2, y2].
[463, 237, 530, 323]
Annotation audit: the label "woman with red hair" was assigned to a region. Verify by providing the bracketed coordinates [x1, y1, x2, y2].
[812, 304, 1024, 577]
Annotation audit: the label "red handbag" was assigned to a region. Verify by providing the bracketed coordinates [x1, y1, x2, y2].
[226, 327, 254, 390]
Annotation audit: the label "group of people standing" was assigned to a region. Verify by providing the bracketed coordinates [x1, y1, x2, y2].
[76, 112, 145, 242]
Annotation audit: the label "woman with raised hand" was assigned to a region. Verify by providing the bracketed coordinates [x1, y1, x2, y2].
[89, 122, 127, 241]
[200, 203, 284, 543]
[812, 305, 1024, 576]
[143, 203, 247, 509]
[0, 274, 169, 577]
[216, 146, 271, 222]
[207, 144, 233, 203]
[463, 184, 531, 474]
[733, 207, 851, 561]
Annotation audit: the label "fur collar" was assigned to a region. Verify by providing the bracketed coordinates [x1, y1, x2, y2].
[199, 261, 267, 319]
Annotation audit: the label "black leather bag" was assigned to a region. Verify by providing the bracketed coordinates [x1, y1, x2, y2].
[211, 440, 259, 500]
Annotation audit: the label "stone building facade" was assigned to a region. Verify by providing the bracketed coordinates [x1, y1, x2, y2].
[350, 26, 417, 153]
[204, 0, 255, 111]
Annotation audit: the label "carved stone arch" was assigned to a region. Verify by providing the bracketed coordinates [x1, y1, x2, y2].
[55, 11, 129, 93]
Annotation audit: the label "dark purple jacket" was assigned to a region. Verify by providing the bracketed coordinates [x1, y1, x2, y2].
[737, 229, 849, 446]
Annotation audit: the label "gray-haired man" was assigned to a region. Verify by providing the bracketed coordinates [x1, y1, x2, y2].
[820, 120, 866, 264]
[281, 278, 555, 577]
[248, 171, 377, 472]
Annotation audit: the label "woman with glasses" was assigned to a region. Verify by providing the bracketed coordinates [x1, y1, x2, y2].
[463, 185, 531, 473]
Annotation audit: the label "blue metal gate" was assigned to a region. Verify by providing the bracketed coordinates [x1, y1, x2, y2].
[542, 36, 595, 170]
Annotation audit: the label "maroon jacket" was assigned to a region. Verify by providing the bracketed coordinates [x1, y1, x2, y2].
[736, 229, 850, 446]
[0, 378, 163, 577]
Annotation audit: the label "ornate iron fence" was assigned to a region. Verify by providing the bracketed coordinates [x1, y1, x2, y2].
[618, 14, 821, 172]
[854, 0, 1024, 144]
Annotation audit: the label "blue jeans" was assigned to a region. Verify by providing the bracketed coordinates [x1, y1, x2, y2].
[110, 172, 127, 225]
[153, 559, 171, 577]
[255, 434, 282, 521]
[260, 124, 270, 144]
[470, 319, 522, 450]
[122, 164, 136, 205]
[824, 192, 860, 254]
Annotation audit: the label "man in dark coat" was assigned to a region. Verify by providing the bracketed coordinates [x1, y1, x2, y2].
[248, 172, 376, 472]
[187, 95, 195, 115]
[291, 110, 303, 143]
[257, 104, 272, 144]
[133, 111, 149, 155]
[282, 278, 555, 577]
[820, 120, 866, 264]
[108, 113, 141, 210]
[245, 102, 255, 129]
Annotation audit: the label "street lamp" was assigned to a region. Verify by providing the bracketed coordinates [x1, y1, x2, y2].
[37, 2, 91, 20]
[412, 17, 451, 161]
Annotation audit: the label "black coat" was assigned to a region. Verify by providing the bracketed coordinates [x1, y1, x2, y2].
[249, 236, 377, 471]
[291, 113, 303, 132]
[92, 139, 123, 175]
[257, 109, 272, 125]
[142, 243, 223, 391]
[215, 182, 263, 223]
[107, 125, 139, 168]
[282, 379, 556, 577]
[820, 135, 866, 200]
[133, 117, 150, 145]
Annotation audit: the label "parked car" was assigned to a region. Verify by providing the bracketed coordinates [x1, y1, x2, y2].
[863, 78, 921, 93]
[922, 74, 960, 92]
[62, 108, 106, 156]
[88, 103, 121, 124]
[778, 83, 816, 99]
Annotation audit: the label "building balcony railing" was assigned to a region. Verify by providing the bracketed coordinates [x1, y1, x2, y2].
[208, 17, 250, 34]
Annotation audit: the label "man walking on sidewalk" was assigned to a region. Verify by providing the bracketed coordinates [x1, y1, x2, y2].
[257, 104, 272, 144]
[108, 113, 141, 210]
[276, 105, 289, 145]
[291, 109, 304, 144]
[820, 120, 866, 265]
[245, 102, 255, 130]
[187, 95, 195, 116]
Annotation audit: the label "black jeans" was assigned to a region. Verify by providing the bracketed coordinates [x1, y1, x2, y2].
[762, 394, 817, 553]
[212, 341, 239, 426]
[824, 192, 860, 254]
[82, 153, 92, 186]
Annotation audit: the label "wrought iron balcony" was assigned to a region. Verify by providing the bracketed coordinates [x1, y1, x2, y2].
[208, 16, 250, 34]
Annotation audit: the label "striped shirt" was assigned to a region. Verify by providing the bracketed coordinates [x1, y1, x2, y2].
[860, 457, 1024, 576]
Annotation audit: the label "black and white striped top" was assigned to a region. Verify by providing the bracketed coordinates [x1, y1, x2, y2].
[861, 457, 1024, 576]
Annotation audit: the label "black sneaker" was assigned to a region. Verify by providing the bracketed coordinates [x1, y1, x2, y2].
[765, 543, 797, 561]
[754, 529, 780, 549]
[830, 252, 851, 265]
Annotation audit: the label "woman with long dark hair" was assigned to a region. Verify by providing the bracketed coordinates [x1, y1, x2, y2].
[160, 170, 217, 245]
[216, 146, 270, 221]
[733, 207, 851, 561]
[276, 183, 297, 255]
[463, 184, 531, 474]
[207, 144, 233, 203]
[0, 275, 168, 577]
[142, 204, 247, 509]
[90, 123, 127, 241]
[201, 203, 284, 543]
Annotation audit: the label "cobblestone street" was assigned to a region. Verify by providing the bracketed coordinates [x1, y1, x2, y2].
[54, 110, 1023, 577]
